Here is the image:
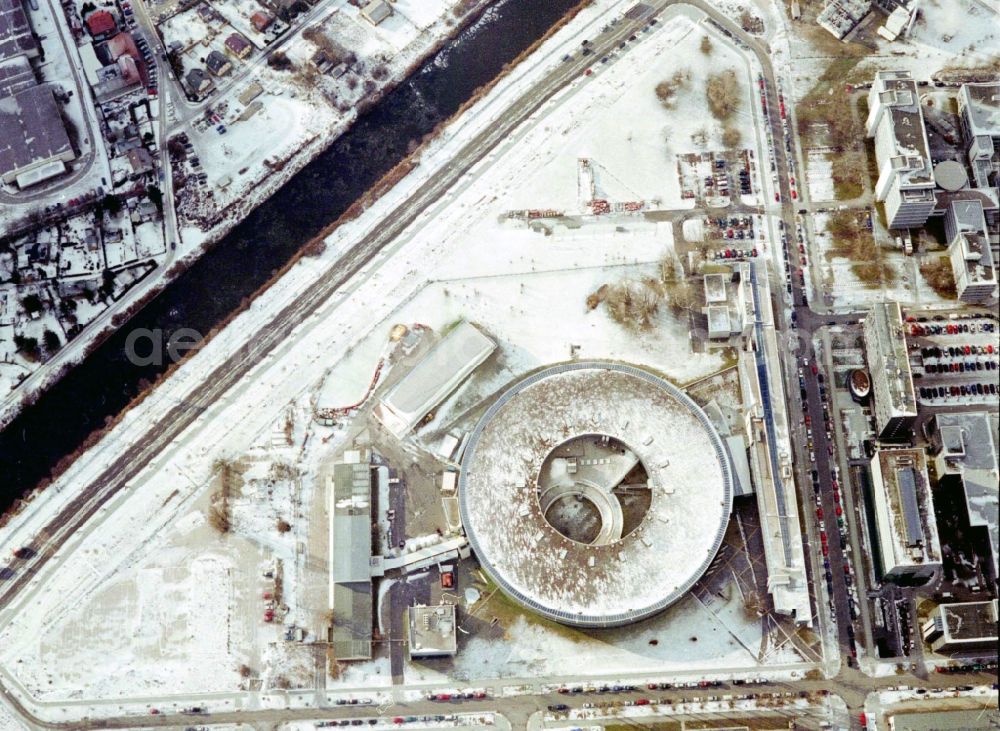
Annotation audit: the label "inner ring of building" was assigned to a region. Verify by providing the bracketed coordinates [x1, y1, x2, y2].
[537, 434, 651, 545]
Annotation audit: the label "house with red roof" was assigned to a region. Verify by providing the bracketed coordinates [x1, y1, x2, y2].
[85, 10, 117, 39]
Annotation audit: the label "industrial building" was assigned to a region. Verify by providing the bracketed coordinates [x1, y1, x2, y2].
[921, 599, 998, 653]
[374, 321, 495, 438]
[862, 301, 917, 441]
[0, 85, 76, 187]
[868, 448, 941, 587]
[0, 0, 38, 60]
[407, 604, 457, 658]
[866, 71, 936, 229]
[927, 411, 999, 587]
[328, 455, 375, 661]
[0, 0, 76, 189]
[735, 263, 810, 621]
[958, 82, 999, 190]
[944, 199, 997, 303]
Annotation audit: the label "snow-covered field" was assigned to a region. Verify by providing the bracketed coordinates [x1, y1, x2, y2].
[812, 212, 954, 311]
[0, 0, 795, 719]
[406, 583, 803, 685]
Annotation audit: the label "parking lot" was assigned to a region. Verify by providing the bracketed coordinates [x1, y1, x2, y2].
[906, 316, 999, 407]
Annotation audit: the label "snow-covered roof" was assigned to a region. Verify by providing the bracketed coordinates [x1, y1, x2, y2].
[459, 362, 733, 627]
[375, 321, 495, 437]
[0, 0, 37, 61]
[0, 85, 74, 181]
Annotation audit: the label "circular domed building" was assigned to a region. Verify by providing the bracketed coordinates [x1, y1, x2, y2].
[458, 362, 733, 628]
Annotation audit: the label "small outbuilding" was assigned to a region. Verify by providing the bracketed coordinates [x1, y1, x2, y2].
[360, 0, 392, 26]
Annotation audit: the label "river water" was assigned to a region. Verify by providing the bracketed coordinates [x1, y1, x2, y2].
[0, 0, 578, 503]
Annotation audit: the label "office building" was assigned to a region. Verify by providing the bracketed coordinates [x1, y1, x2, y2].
[862, 302, 917, 441]
[867, 71, 936, 229]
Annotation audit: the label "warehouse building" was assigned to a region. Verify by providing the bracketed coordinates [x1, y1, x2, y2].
[869, 447, 941, 587]
[0, 0, 38, 60]
[921, 599, 998, 653]
[867, 71, 936, 229]
[375, 321, 495, 438]
[0, 0, 76, 189]
[862, 301, 917, 441]
[328, 455, 374, 661]
[0, 85, 76, 187]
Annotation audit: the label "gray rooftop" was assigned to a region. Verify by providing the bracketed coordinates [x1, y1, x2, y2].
[0, 0, 36, 61]
[874, 72, 932, 185]
[332, 462, 372, 584]
[0, 85, 73, 179]
[377, 321, 495, 436]
[940, 599, 998, 642]
[408, 604, 457, 657]
[0, 54, 32, 96]
[330, 583, 372, 660]
[932, 411, 999, 576]
[960, 82, 1000, 137]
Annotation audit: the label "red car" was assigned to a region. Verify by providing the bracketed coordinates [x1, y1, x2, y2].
[822, 544, 829, 556]
[835, 505, 843, 516]
[775, 192, 781, 202]
[636, 698, 650, 706]
[816, 508, 824, 520]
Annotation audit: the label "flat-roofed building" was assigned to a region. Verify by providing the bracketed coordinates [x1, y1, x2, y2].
[736, 262, 810, 621]
[0, 0, 38, 60]
[921, 599, 998, 653]
[0, 54, 33, 96]
[945, 199, 996, 303]
[927, 411, 999, 586]
[408, 604, 457, 658]
[867, 71, 936, 229]
[862, 302, 916, 441]
[328, 456, 373, 660]
[817, 0, 871, 40]
[958, 82, 1000, 190]
[0, 85, 76, 188]
[374, 321, 495, 438]
[869, 447, 941, 587]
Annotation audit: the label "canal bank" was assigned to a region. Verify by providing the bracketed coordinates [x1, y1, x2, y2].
[0, 0, 582, 508]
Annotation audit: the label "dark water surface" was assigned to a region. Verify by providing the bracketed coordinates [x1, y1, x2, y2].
[0, 0, 578, 502]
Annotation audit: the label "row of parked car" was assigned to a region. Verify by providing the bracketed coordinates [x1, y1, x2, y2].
[919, 383, 998, 400]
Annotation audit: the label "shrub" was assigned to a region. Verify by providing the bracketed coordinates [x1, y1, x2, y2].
[700, 35, 712, 55]
[706, 69, 740, 121]
[919, 257, 957, 298]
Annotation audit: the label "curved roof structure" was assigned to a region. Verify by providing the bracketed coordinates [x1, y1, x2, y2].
[459, 362, 733, 627]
